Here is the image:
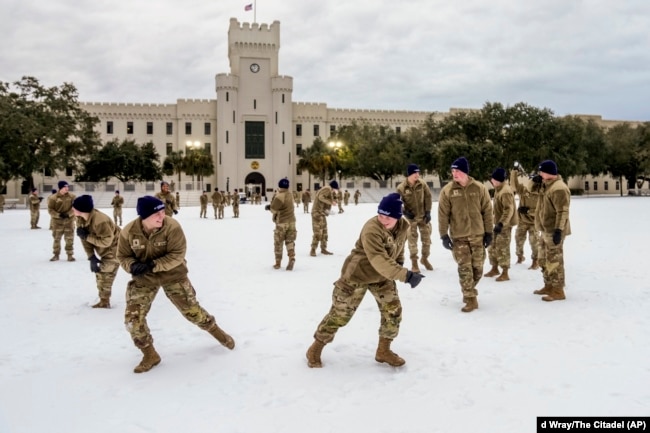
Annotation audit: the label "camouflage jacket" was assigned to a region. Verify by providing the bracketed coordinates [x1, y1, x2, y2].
[77, 209, 120, 260]
[438, 177, 493, 239]
[270, 188, 296, 224]
[492, 183, 518, 229]
[199, 194, 208, 206]
[535, 176, 571, 236]
[111, 195, 124, 209]
[48, 192, 76, 221]
[312, 186, 335, 217]
[301, 191, 311, 204]
[211, 191, 223, 206]
[510, 170, 540, 225]
[155, 191, 177, 216]
[117, 216, 189, 286]
[397, 178, 432, 221]
[29, 193, 42, 211]
[339, 216, 410, 285]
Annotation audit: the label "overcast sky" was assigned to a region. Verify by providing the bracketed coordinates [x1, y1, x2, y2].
[2, 0, 649, 121]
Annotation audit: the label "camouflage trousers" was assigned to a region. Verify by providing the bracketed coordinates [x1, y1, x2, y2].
[314, 278, 402, 343]
[124, 277, 216, 349]
[451, 235, 486, 298]
[94, 259, 119, 300]
[218, 205, 225, 219]
[515, 221, 539, 260]
[30, 209, 40, 228]
[232, 204, 239, 218]
[274, 222, 297, 259]
[113, 208, 122, 225]
[407, 219, 432, 260]
[200, 205, 207, 218]
[310, 214, 329, 251]
[488, 226, 512, 268]
[538, 232, 566, 289]
[51, 219, 75, 256]
[212, 204, 219, 218]
[303, 203, 309, 213]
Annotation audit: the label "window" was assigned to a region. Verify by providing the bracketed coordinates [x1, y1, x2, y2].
[584, 181, 589, 191]
[396, 126, 401, 134]
[233, 111, 236, 123]
[204, 143, 211, 154]
[146, 122, 153, 135]
[330, 125, 335, 134]
[166, 143, 173, 155]
[616, 181, 620, 190]
[106, 121, 113, 134]
[296, 124, 302, 136]
[127, 122, 134, 134]
[226, 131, 229, 144]
[282, 94, 285, 103]
[275, 112, 278, 124]
[204, 123, 211, 135]
[166, 122, 173, 135]
[282, 131, 285, 144]
[593, 181, 598, 191]
[226, 92, 229, 102]
[65, 167, 73, 176]
[254, 99, 257, 110]
[313, 125, 319, 137]
[604, 181, 609, 191]
[245, 121, 265, 158]
[185, 122, 192, 135]
[296, 143, 302, 156]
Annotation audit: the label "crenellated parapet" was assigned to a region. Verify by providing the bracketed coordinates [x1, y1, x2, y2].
[228, 17, 280, 45]
[271, 76, 293, 92]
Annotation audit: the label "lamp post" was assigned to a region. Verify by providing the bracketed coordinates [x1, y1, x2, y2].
[328, 140, 343, 184]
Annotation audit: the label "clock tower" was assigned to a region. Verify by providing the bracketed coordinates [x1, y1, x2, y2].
[215, 18, 294, 198]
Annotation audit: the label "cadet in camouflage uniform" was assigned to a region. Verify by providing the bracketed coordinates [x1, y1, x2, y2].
[310, 181, 338, 256]
[438, 157, 493, 313]
[0, 194, 4, 213]
[73, 195, 120, 308]
[533, 160, 571, 302]
[301, 189, 311, 213]
[269, 178, 297, 270]
[293, 190, 300, 208]
[111, 190, 124, 225]
[199, 191, 208, 218]
[29, 188, 43, 229]
[175, 191, 180, 209]
[218, 191, 226, 219]
[155, 181, 178, 217]
[47, 189, 57, 230]
[483, 168, 518, 282]
[510, 167, 542, 269]
[343, 189, 350, 206]
[117, 196, 236, 373]
[48, 180, 76, 262]
[211, 188, 223, 219]
[397, 163, 433, 272]
[336, 189, 344, 213]
[354, 189, 361, 205]
[231, 189, 240, 218]
[306, 193, 424, 369]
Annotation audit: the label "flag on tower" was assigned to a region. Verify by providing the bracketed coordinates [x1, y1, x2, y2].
[245, 3, 253, 11]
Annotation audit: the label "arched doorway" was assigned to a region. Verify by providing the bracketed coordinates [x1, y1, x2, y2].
[244, 172, 266, 200]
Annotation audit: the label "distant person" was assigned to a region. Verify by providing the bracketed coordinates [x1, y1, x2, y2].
[336, 189, 344, 213]
[534, 160, 571, 302]
[397, 163, 433, 272]
[111, 190, 124, 225]
[47, 189, 57, 230]
[343, 189, 350, 206]
[483, 168, 518, 282]
[438, 157, 493, 313]
[301, 189, 311, 214]
[73, 195, 120, 309]
[48, 180, 76, 262]
[231, 189, 240, 218]
[306, 193, 424, 368]
[199, 191, 208, 218]
[510, 165, 542, 269]
[268, 178, 297, 270]
[28, 188, 43, 229]
[354, 189, 361, 205]
[117, 196, 235, 373]
[0, 194, 4, 213]
[175, 191, 181, 209]
[211, 188, 223, 219]
[310, 181, 338, 256]
[155, 181, 178, 217]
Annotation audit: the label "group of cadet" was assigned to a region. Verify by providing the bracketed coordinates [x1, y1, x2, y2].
[23, 154, 569, 372]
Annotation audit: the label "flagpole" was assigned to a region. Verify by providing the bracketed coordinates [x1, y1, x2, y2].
[254, 0, 257, 24]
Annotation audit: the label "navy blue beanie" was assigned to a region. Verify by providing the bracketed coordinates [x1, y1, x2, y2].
[491, 167, 506, 182]
[451, 157, 469, 174]
[329, 180, 339, 190]
[378, 193, 403, 220]
[278, 178, 290, 189]
[58, 180, 69, 189]
[72, 195, 94, 213]
[137, 196, 165, 219]
[407, 163, 420, 176]
[538, 160, 558, 175]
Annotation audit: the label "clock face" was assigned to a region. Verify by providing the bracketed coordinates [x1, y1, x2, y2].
[250, 63, 260, 73]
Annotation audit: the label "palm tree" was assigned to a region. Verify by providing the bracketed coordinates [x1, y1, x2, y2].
[163, 150, 184, 183]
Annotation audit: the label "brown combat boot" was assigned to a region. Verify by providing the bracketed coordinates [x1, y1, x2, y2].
[516, 255, 525, 264]
[310, 248, 317, 257]
[49, 255, 59, 262]
[533, 285, 551, 295]
[484, 264, 499, 277]
[420, 257, 433, 271]
[92, 298, 111, 309]
[208, 324, 235, 349]
[528, 259, 540, 270]
[321, 249, 333, 255]
[273, 256, 281, 269]
[495, 267, 510, 282]
[461, 297, 479, 313]
[542, 287, 566, 302]
[67, 254, 76, 262]
[133, 344, 161, 373]
[375, 337, 405, 367]
[411, 258, 421, 273]
[306, 339, 326, 368]
[286, 252, 295, 271]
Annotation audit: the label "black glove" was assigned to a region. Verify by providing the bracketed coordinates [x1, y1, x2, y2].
[76, 227, 89, 240]
[441, 234, 453, 250]
[396, 261, 404, 267]
[131, 261, 154, 276]
[173, 210, 178, 215]
[518, 206, 529, 215]
[403, 210, 414, 220]
[532, 175, 543, 185]
[483, 232, 493, 248]
[424, 211, 431, 224]
[38, 197, 43, 202]
[89, 255, 101, 273]
[265, 204, 271, 211]
[493, 222, 503, 234]
[553, 229, 562, 245]
[406, 270, 425, 288]
[59, 212, 69, 219]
